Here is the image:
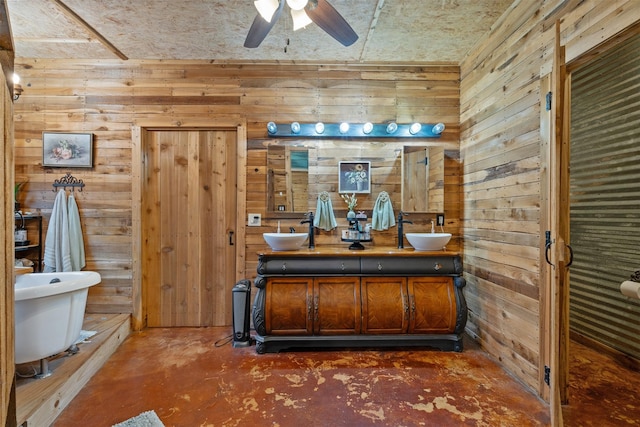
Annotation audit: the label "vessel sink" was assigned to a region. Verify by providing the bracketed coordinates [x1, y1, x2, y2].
[405, 233, 452, 251]
[263, 233, 308, 251]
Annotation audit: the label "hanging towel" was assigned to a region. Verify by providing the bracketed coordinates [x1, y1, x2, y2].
[44, 189, 72, 272]
[68, 193, 86, 271]
[371, 191, 396, 231]
[313, 191, 338, 231]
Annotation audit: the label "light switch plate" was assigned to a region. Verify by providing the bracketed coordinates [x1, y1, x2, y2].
[248, 213, 261, 227]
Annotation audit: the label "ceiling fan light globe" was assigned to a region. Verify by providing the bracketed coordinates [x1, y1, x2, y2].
[291, 8, 312, 30]
[286, 0, 308, 11]
[254, 0, 280, 22]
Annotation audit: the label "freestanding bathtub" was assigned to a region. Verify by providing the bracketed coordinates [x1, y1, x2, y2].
[15, 271, 101, 367]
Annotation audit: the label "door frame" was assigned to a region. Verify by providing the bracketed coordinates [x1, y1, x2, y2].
[545, 20, 640, 426]
[131, 118, 247, 330]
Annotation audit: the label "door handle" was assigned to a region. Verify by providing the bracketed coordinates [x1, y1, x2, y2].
[545, 230, 554, 267]
[566, 244, 574, 268]
[228, 231, 234, 246]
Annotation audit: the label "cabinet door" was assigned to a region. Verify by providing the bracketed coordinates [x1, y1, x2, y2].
[361, 277, 408, 334]
[266, 278, 313, 335]
[408, 277, 456, 333]
[314, 277, 361, 335]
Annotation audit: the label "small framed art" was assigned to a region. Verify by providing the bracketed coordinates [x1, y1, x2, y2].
[339, 161, 371, 193]
[42, 132, 93, 168]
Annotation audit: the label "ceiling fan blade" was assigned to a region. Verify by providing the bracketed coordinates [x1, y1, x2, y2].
[305, 0, 358, 47]
[244, 1, 285, 48]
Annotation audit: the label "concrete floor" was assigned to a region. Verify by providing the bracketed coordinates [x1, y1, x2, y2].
[49, 327, 640, 426]
[52, 328, 551, 426]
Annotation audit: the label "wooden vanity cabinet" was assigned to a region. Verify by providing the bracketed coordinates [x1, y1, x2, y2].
[265, 276, 361, 336]
[253, 252, 466, 353]
[361, 276, 457, 334]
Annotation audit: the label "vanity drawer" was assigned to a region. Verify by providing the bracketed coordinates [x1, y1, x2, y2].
[361, 256, 460, 275]
[260, 257, 361, 275]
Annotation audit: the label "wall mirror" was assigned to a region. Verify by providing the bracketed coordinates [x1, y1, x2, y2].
[266, 140, 444, 217]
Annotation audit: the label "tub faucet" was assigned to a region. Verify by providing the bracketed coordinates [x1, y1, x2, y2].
[300, 211, 315, 249]
[397, 211, 412, 249]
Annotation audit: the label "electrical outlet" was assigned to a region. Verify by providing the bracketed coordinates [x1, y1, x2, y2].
[437, 214, 445, 226]
[248, 213, 261, 227]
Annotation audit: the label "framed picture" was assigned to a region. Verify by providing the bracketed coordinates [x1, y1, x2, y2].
[42, 132, 93, 168]
[339, 161, 371, 193]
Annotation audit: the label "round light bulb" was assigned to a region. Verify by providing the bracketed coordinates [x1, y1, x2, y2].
[267, 121, 277, 134]
[386, 122, 398, 134]
[315, 122, 325, 134]
[362, 122, 373, 134]
[339, 122, 350, 134]
[432, 123, 445, 134]
[291, 122, 301, 134]
[409, 123, 422, 135]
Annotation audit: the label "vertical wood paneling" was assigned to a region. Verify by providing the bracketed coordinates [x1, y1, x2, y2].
[2, 71, 16, 427]
[569, 33, 640, 359]
[143, 129, 236, 327]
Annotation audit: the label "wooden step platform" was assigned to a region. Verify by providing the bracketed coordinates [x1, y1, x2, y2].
[15, 313, 131, 426]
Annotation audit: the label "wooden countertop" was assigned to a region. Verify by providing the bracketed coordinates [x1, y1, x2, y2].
[258, 245, 459, 257]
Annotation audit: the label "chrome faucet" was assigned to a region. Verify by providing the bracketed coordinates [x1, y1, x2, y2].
[397, 211, 412, 249]
[300, 211, 315, 249]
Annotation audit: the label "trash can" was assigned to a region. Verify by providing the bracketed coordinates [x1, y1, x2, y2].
[231, 279, 252, 347]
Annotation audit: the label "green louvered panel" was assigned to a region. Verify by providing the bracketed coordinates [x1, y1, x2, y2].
[569, 33, 640, 359]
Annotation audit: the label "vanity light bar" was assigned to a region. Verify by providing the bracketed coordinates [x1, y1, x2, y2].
[266, 122, 445, 138]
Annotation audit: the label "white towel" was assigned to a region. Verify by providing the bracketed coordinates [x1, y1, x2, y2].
[68, 193, 86, 271]
[313, 191, 338, 231]
[371, 191, 396, 231]
[44, 189, 72, 272]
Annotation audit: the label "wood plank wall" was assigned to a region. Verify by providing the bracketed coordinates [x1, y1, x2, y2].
[460, 0, 640, 396]
[2, 68, 16, 427]
[12, 61, 461, 315]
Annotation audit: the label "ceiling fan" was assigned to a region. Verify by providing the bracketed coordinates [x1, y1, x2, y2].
[244, 0, 358, 48]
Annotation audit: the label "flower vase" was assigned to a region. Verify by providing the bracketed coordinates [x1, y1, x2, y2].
[347, 210, 356, 219]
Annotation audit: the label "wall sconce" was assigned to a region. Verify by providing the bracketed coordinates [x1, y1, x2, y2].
[13, 73, 23, 101]
[265, 121, 446, 138]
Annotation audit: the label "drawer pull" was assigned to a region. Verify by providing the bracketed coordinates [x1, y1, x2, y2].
[377, 262, 383, 271]
[281, 262, 287, 271]
[434, 262, 442, 271]
[341, 262, 345, 271]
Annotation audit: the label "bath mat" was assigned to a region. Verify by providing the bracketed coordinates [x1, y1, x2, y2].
[112, 410, 164, 427]
[73, 330, 97, 345]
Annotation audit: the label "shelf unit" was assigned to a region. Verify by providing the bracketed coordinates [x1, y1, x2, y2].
[15, 213, 43, 272]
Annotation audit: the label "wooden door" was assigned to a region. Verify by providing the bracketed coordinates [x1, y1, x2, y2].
[361, 277, 408, 334]
[314, 277, 361, 335]
[143, 129, 236, 327]
[408, 277, 456, 333]
[265, 277, 313, 335]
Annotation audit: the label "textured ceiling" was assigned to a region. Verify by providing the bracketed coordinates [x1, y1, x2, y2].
[7, 0, 513, 63]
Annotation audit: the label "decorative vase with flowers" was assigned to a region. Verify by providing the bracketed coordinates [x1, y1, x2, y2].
[341, 193, 357, 219]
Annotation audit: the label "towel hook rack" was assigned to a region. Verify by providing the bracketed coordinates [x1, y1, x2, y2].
[52, 173, 85, 192]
